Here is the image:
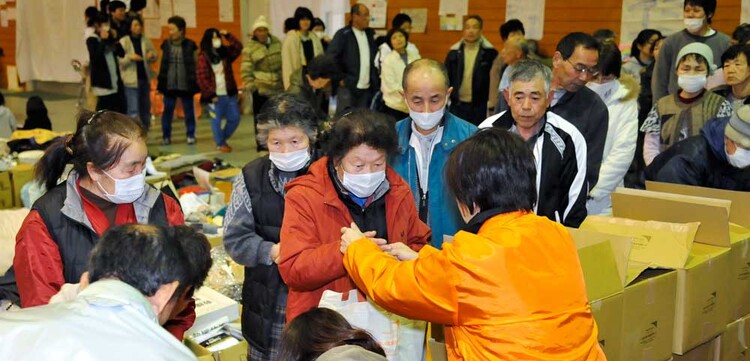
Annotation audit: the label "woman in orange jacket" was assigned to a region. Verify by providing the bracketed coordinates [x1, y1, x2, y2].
[340, 128, 606, 361]
[278, 109, 430, 322]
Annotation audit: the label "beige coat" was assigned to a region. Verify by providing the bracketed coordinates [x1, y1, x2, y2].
[241, 35, 283, 97]
[281, 30, 324, 90]
[118, 35, 157, 87]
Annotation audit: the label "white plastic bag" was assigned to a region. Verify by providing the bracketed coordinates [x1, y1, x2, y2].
[319, 289, 426, 361]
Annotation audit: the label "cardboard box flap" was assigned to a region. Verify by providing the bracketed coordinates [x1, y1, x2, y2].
[581, 216, 698, 270]
[647, 181, 750, 228]
[569, 228, 632, 301]
[612, 188, 731, 247]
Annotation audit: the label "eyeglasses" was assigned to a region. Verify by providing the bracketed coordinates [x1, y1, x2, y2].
[566, 59, 600, 77]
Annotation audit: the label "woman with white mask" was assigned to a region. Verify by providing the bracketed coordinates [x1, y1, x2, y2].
[14, 110, 188, 334]
[641, 42, 732, 166]
[277, 109, 430, 323]
[585, 44, 638, 216]
[223, 94, 318, 361]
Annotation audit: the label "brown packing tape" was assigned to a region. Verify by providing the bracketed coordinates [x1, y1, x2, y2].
[612, 188, 731, 248]
[646, 181, 750, 228]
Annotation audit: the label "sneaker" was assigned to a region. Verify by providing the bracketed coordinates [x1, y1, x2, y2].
[216, 145, 232, 153]
[161, 138, 171, 145]
[187, 137, 196, 145]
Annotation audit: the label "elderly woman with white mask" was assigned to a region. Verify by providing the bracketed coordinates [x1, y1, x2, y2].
[223, 93, 319, 361]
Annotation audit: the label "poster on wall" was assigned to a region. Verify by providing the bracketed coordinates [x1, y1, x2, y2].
[145, 18, 162, 39]
[742, 0, 750, 24]
[620, 0, 683, 55]
[401, 8, 427, 33]
[219, 0, 233, 22]
[366, 0, 387, 29]
[506, 0, 545, 40]
[439, 14, 461, 31]
[439, 0, 467, 16]
[173, 0, 197, 28]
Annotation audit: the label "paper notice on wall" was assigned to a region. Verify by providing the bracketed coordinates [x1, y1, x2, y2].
[506, 0, 545, 40]
[159, 0, 173, 26]
[742, 0, 750, 24]
[0, 10, 7, 27]
[439, 0, 468, 16]
[365, 0, 387, 29]
[145, 18, 162, 39]
[218, 0, 233, 22]
[401, 8, 427, 33]
[6, 7, 15, 20]
[620, 0, 683, 50]
[439, 14, 461, 31]
[143, 0, 159, 18]
[173, 0, 196, 28]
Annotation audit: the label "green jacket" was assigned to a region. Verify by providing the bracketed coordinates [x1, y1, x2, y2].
[241, 35, 283, 97]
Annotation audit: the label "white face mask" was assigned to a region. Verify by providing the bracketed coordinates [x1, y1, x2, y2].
[684, 18, 705, 33]
[343, 170, 386, 198]
[101, 25, 111, 32]
[269, 148, 311, 172]
[586, 80, 618, 102]
[313, 31, 325, 39]
[677, 74, 707, 93]
[96, 170, 146, 204]
[408, 101, 446, 130]
[212, 38, 222, 49]
[727, 144, 750, 168]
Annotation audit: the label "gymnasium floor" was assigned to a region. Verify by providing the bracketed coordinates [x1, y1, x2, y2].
[3, 92, 263, 168]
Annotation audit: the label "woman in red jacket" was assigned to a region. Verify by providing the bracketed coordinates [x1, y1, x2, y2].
[278, 109, 431, 322]
[13, 110, 190, 338]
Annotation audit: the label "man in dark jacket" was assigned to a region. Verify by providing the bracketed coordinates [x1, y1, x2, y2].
[87, 13, 126, 112]
[549, 32, 608, 192]
[479, 59, 588, 227]
[287, 54, 341, 122]
[445, 15, 498, 125]
[645, 105, 750, 190]
[326, 3, 378, 114]
[157, 16, 199, 146]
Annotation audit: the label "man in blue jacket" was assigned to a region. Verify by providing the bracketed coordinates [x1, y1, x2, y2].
[391, 59, 477, 249]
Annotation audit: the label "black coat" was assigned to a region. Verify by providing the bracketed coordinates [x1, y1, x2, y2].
[326, 26, 379, 92]
[156, 38, 199, 96]
[444, 38, 498, 105]
[86, 35, 125, 91]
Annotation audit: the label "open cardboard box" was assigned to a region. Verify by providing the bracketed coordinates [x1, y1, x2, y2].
[602, 188, 734, 355]
[184, 336, 247, 361]
[571, 228, 678, 361]
[646, 182, 750, 320]
[720, 315, 750, 361]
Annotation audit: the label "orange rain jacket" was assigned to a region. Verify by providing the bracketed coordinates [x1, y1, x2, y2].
[344, 210, 606, 361]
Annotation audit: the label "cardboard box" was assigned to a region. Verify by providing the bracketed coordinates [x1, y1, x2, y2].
[186, 286, 240, 339]
[10, 164, 33, 208]
[591, 293, 624, 360]
[721, 316, 750, 361]
[0, 172, 12, 209]
[184, 336, 248, 361]
[621, 269, 678, 361]
[644, 182, 750, 320]
[673, 337, 721, 361]
[582, 214, 730, 355]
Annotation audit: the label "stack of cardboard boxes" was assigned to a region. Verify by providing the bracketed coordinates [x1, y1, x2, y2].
[575, 183, 750, 361]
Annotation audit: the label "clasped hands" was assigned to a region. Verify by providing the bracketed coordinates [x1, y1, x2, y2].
[339, 222, 418, 261]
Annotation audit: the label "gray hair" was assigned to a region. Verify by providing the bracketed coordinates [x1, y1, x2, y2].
[255, 94, 318, 146]
[508, 59, 553, 95]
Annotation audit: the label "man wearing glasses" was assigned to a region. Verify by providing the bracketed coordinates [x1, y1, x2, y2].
[550, 32, 609, 194]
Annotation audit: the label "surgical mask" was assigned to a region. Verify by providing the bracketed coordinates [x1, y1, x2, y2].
[313, 31, 325, 39]
[212, 38, 222, 49]
[677, 74, 707, 93]
[727, 144, 750, 168]
[269, 148, 311, 172]
[343, 170, 386, 198]
[586, 80, 619, 102]
[96, 170, 146, 204]
[408, 102, 446, 130]
[684, 18, 705, 33]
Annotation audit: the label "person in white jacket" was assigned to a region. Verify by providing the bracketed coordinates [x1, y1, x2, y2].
[585, 43, 638, 215]
[380, 28, 420, 122]
[281, 7, 324, 90]
[119, 16, 157, 131]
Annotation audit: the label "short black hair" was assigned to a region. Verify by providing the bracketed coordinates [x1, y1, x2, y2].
[325, 109, 398, 162]
[630, 29, 662, 63]
[465, 14, 483, 29]
[170, 225, 212, 293]
[85, 6, 100, 27]
[108, 0, 126, 13]
[722, 44, 750, 65]
[445, 128, 537, 214]
[307, 54, 341, 81]
[88, 225, 192, 298]
[596, 43, 622, 78]
[500, 19, 525, 41]
[685, 0, 717, 23]
[392, 13, 412, 29]
[734, 24, 750, 44]
[294, 7, 314, 24]
[385, 28, 409, 49]
[129, 0, 147, 12]
[593, 29, 616, 44]
[168, 16, 186, 32]
[313, 17, 326, 30]
[556, 32, 600, 59]
[93, 12, 110, 26]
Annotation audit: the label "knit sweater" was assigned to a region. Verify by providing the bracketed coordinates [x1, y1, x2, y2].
[241, 35, 283, 97]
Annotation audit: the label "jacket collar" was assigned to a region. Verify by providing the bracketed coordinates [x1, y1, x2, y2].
[463, 209, 528, 234]
[450, 36, 494, 51]
[396, 112, 463, 155]
[78, 279, 158, 323]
